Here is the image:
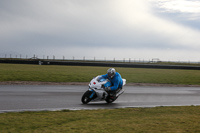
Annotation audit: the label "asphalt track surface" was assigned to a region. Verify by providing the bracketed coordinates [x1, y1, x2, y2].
[1, 85, 200, 113]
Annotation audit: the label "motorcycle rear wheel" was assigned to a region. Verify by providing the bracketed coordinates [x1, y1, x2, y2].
[81, 90, 92, 104]
[105, 96, 118, 103]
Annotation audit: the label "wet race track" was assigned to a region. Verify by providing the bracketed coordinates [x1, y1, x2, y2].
[1, 85, 200, 113]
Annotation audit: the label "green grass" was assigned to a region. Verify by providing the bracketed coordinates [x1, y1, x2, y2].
[0, 106, 200, 133]
[0, 63, 200, 85]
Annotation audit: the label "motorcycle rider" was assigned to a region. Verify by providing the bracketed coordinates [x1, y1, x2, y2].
[101, 68, 123, 98]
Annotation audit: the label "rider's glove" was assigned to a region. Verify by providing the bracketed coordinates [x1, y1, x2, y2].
[105, 87, 111, 92]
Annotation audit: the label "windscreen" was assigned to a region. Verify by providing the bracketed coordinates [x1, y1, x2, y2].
[97, 76, 106, 82]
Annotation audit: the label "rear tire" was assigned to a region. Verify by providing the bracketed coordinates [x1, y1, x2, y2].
[81, 90, 92, 104]
[105, 96, 118, 103]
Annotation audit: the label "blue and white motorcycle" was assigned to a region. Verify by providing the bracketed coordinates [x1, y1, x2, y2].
[81, 76, 126, 104]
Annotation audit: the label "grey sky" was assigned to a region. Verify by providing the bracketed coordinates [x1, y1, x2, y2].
[0, 0, 200, 61]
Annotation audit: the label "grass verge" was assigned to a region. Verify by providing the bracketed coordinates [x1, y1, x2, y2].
[0, 63, 200, 85]
[0, 106, 200, 133]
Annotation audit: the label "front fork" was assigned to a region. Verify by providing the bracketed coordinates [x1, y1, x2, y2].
[88, 88, 96, 99]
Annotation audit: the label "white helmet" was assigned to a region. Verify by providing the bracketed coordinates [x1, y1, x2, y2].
[107, 68, 116, 79]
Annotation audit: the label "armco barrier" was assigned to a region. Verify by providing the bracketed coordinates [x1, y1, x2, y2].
[0, 59, 200, 70]
[48, 61, 200, 70]
[0, 59, 39, 64]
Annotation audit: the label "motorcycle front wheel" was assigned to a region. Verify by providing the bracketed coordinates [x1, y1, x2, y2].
[81, 90, 92, 104]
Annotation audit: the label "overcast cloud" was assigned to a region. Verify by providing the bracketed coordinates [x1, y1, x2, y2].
[0, 0, 200, 61]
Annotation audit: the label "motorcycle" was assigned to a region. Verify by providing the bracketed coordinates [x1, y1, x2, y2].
[81, 75, 126, 104]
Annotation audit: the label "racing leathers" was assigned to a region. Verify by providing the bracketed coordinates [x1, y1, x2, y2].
[101, 72, 123, 92]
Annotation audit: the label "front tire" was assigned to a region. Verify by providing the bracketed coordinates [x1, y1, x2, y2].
[81, 90, 92, 104]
